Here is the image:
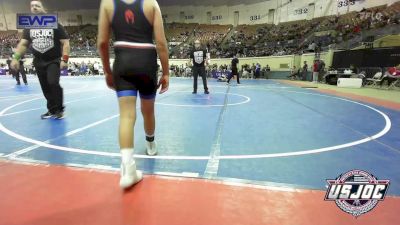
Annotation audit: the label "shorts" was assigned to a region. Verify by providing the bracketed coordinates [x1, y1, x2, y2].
[113, 47, 158, 99]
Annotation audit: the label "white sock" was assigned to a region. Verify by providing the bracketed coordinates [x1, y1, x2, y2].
[121, 148, 134, 164]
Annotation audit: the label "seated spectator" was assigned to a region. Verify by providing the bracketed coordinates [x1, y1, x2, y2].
[287, 66, 300, 80]
[93, 62, 100, 74]
[380, 65, 400, 87]
[255, 63, 261, 79]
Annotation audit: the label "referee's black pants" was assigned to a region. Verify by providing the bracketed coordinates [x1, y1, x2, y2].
[34, 59, 64, 114]
[193, 66, 208, 92]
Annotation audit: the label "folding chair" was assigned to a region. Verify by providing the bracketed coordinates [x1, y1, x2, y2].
[387, 76, 400, 90]
[366, 72, 384, 88]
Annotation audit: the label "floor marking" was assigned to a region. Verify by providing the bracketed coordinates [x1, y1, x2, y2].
[86, 164, 114, 170]
[181, 172, 200, 177]
[6, 157, 49, 165]
[154, 171, 200, 178]
[217, 90, 392, 159]
[0, 86, 392, 160]
[204, 86, 230, 178]
[5, 114, 119, 158]
[0, 84, 94, 101]
[0, 95, 106, 117]
[64, 163, 119, 172]
[156, 91, 250, 107]
[0, 86, 16, 91]
[0, 93, 43, 99]
[1, 157, 301, 192]
[220, 180, 298, 192]
[6, 144, 45, 159]
[0, 84, 89, 97]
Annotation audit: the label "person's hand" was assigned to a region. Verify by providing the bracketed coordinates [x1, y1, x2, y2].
[60, 61, 68, 69]
[10, 59, 20, 71]
[158, 74, 169, 94]
[105, 72, 115, 90]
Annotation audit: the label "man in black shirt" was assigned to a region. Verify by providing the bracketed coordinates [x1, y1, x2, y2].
[11, 0, 70, 119]
[189, 40, 209, 94]
[227, 54, 240, 84]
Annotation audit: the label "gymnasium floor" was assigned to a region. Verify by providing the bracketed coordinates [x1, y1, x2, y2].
[0, 75, 399, 225]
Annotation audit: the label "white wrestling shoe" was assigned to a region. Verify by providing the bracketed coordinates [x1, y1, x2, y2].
[146, 141, 157, 156]
[119, 161, 143, 189]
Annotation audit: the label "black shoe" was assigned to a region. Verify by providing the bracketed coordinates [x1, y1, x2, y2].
[54, 111, 65, 120]
[16, 82, 20, 85]
[192, 91, 197, 94]
[41, 112, 53, 119]
[204, 90, 210, 94]
[24, 83, 28, 85]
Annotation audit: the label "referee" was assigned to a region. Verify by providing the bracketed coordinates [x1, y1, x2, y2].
[11, 0, 70, 119]
[189, 40, 209, 94]
[227, 54, 240, 84]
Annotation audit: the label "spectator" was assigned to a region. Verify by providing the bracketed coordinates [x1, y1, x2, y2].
[255, 63, 261, 79]
[313, 60, 319, 83]
[287, 66, 300, 80]
[380, 65, 400, 87]
[302, 61, 308, 81]
[349, 64, 357, 74]
[80, 62, 88, 75]
[318, 60, 326, 82]
[93, 61, 100, 74]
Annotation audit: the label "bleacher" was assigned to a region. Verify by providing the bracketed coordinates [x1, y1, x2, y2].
[1, 2, 399, 59]
[194, 24, 232, 44]
[165, 23, 197, 43]
[0, 31, 20, 58]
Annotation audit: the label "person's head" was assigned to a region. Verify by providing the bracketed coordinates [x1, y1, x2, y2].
[304, 61, 307, 64]
[30, 0, 46, 14]
[194, 40, 201, 49]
